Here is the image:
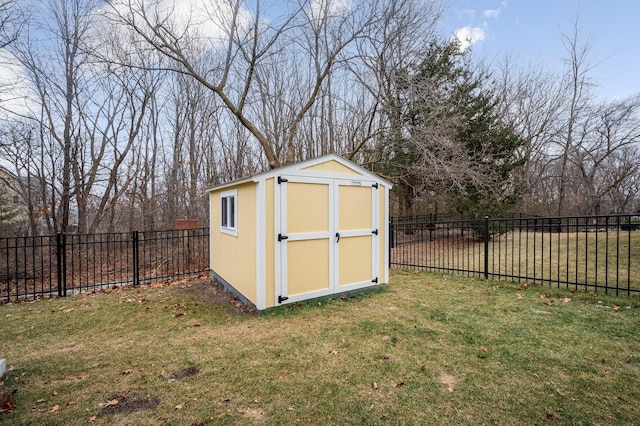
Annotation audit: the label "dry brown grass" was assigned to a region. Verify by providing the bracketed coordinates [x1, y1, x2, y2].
[0, 271, 639, 424]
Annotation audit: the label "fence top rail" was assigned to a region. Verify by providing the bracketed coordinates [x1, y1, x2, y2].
[391, 213, 640, 225]
[0, 227, 210, 242]
[489, 214, 640, 223]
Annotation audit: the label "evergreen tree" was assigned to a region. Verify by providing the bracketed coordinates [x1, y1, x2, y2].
[376, 40, 525, 217]
[0, 188, 23, 236]
[448, 68, 525, 219]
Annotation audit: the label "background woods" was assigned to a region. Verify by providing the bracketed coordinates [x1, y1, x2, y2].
[0, 0, 639, 236]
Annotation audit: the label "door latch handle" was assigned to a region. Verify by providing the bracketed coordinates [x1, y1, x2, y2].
[335, 232, 340, 243]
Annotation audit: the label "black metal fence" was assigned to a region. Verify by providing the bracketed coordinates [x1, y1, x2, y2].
[390, 214, 640, 296]
[1, 228, 210, 300]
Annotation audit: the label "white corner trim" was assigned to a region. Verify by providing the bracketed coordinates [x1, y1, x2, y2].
[256, 181, 266, 310]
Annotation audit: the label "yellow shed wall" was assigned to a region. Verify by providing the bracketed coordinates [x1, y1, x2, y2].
[302, 159, 360, 175]
[265, 178, 275, 308]
[210, 183, 257, 305]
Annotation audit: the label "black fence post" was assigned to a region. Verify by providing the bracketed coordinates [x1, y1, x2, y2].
[56, 232, 67, 297]
[132, 230, 139, 286]
[483, 216, 489, 280]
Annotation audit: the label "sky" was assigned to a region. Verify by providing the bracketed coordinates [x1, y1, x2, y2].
[2, 0, 639, 114]
[443, 0, 640, 101]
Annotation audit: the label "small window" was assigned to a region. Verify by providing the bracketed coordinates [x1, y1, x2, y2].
[220, 189, 238, 236]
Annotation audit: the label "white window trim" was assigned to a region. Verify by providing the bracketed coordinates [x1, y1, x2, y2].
[220, 189, 238, 236]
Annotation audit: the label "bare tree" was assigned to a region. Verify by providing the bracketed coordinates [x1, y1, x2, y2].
[0, 121, 45, 235]
[554, 18, 597, 215]
[5, 0, 161, 233]
[9, 0, 98, 232]
[0, 0, 23, 49]
[105, 0, 407, 168]
[162, 72, 219, 226]
[571, 95, 640, 214]
[493, 56, 566, 214]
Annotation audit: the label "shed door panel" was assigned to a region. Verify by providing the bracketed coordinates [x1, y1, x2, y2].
[277, 176, 379, 305]
[336, 181, 378, 289]
[279, 177, 333, 303]
[287, 239, 330, 296]
[338, 235, 372, 286]
[287, 182, 329, 234]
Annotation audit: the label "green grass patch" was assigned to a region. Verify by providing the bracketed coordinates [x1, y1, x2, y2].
[0, 271, 639, 424]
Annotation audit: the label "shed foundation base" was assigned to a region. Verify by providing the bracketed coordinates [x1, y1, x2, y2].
[210, 270, 386, 313]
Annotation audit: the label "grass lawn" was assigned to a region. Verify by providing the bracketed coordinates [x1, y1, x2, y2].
[1, 270, 639, 425]
[393, 230, 640, 293]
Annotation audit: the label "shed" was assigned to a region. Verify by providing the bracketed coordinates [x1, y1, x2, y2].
[208, 154, 392, 311]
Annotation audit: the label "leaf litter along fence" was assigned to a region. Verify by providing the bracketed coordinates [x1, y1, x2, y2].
[390, 214, 640, 296]
[0, 228, 210, 300]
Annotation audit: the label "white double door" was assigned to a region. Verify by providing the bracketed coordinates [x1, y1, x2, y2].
[275, 176, 380, 305]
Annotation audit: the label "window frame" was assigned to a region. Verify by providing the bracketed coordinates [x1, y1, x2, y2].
[220, 189, 238, 236]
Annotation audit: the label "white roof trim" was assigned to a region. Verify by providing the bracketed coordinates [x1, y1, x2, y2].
[207, 154, 392, 192]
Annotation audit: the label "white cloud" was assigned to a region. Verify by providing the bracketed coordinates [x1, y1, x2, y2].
[483, 8, 501, 18]
[309, 0, 352, 20]
[0, 49, 35, 119]
[307, 0, 352, 32]
[102, 0, 253, 48]
[453, 26, 485, 52]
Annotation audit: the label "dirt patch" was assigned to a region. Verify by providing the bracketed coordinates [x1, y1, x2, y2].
[439, 372, 463, 392]
[97, 392, 161, 417]
[175, 279, 258, 315]
[241, 406, 265, 420]
[170, 365, 201, 380]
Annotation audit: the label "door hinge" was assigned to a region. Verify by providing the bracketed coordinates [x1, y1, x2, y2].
[278, 234, 289, 241]
[372, 229, 379, 235]
[372, 182, 378, 189]
[372, 277, 379, 283]
[278, 295, 289, 304]
[278, 176, 288, 184]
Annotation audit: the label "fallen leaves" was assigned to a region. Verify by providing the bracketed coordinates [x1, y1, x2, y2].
[0, 389, 16, 413]
[100, 398, 119, 408]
